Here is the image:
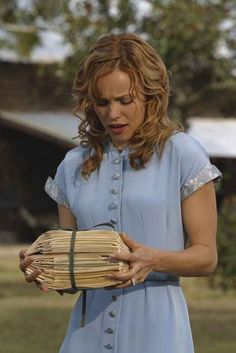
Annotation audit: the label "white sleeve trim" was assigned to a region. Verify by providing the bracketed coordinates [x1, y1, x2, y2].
[44, 177, 70, 208]
[181, 164, 222, 201]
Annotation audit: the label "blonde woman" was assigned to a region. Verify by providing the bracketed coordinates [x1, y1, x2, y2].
[20, 33, 221, 353]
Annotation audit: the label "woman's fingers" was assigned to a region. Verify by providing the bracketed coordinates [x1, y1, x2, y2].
[108, 263, 139, 282]
[19, 249, 34, 272]
[120, 232, 141, 251]
[25, 269, 49, 292]
[105, 279, 133, 290]
[113, 279, 134, 289]
[19, 249, 27, 259]
[106, 276, 144, 289]
[35, 281, 49, 292]
[25, 269, 41, 283]
[19, 249, 49, 292]
[19, 256, 34, 272]
[109, 251, 135, 262]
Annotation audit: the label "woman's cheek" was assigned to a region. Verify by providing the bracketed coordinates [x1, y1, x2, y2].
[95, 106, 107, 121]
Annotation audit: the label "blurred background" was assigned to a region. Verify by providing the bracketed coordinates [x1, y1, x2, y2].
[0, 1, 236, 352]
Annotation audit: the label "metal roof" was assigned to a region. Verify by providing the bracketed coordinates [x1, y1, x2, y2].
[0, 111, 79, 148]
[1, 111, 235, 157]
[188, 117, 236, 158]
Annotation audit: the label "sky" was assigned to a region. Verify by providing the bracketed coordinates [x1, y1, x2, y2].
[0, 0, 234, 63]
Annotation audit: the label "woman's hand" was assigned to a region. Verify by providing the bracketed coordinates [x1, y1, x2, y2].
[19, 249, 49, 292]
[107, 232, 158, 289]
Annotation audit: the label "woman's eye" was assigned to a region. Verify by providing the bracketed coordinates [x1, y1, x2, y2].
[96, 99, 109, 107]
[95, 97, 133, 106]
[120, 98, 133, 105]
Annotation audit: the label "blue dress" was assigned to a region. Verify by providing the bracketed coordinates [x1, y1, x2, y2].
[45, 132, 221, 353]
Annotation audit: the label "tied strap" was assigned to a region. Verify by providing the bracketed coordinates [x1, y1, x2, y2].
[69, 229, 87, 327]
[69, 223, 115, 287]
[69, 230, 77, 289]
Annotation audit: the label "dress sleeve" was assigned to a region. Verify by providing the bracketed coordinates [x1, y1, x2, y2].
[44, 160, 70, 208]
[180, 135, 222, 201]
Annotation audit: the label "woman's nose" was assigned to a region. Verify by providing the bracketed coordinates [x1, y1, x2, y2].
[108, 101, 120, 118]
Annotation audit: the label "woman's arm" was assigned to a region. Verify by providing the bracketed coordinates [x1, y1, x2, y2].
[107, 181, 218, 288]
[153, 180, 218, 276]
[57, 205, 78, 230]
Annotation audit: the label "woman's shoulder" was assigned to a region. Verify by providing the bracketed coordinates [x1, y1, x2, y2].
[64, 144, 88, 161]
[165, 131, 208, 157]
[58, 145, 90, 177]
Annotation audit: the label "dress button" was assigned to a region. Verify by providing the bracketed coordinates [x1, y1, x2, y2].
[112, 173, 120, 180]
[110, 218, 117, 225]
[112, 158, 120, 165]
[109, 310, 116, 318]
[112, 295, 117, 301]
[105, 328, 114, 334]
[104, 344, 113, 350]
[111, 187, 118, 194]
[109, 203, 117, 210]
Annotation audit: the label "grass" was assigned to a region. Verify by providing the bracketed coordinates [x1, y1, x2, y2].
[0, 245, 236, 353]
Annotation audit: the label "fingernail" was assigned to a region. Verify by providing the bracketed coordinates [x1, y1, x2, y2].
[108, 255, 117, 260]
[107, 274, 113, 278]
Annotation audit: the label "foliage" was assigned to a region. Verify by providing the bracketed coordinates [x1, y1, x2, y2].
[214, 195, 236, 290]
[0, 0, 236, 120]
[139, 0, 236, 121]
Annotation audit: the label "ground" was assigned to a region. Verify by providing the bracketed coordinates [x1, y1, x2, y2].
[0, 245, 236, 353]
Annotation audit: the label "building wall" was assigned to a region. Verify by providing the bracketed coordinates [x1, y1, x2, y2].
[0, 123, 69, 242]
[0, 61, 72, 111]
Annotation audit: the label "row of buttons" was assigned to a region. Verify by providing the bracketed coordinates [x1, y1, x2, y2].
[104, 154, 121, 350]
[111, 187, 118, 194]
[112, 158, 120, 165]
[104, 296, 118, 349]
[108, 158, 122, 228]
[112, 173, 120, 180]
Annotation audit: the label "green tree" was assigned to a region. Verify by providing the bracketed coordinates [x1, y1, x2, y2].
[214, 195, 236, 290]
[139, 0, 236, 121]
[0, 0, 235, 119]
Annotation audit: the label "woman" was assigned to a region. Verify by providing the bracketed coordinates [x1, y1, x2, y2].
[20, 33, 221, 353]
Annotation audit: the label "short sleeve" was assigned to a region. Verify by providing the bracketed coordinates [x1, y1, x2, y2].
[44, 160, 70, 208]
[179, 135, 222, 201]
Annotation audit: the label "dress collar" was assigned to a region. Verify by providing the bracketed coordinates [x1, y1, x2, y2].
[104, 141, 130, 159]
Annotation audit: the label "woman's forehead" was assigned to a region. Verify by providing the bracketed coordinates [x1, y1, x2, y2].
[94, 70, 138, 98]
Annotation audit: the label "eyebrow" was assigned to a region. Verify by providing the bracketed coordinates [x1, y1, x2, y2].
[97, 94, 132, 101]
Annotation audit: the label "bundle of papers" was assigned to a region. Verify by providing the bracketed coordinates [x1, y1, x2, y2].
[25, 229, 130, 290]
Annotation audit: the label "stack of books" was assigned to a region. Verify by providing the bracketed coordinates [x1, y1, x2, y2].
[26, 229, 130, 290]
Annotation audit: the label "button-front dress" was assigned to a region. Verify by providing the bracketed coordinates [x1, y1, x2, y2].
[45, 132, 221, 353]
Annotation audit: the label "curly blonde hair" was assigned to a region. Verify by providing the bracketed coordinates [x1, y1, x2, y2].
[72, 33, 183, 178]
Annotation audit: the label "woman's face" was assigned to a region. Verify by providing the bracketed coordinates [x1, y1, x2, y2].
[93, 70, 145, 150]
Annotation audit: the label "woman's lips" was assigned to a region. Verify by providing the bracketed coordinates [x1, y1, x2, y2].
[108, 124, 128, 135]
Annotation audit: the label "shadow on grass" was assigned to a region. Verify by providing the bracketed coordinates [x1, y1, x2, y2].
[190, 307, 236, 353]
[0, 306, 71, 353]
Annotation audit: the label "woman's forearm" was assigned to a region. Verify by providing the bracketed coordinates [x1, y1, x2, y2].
[152, 243, 218, 277]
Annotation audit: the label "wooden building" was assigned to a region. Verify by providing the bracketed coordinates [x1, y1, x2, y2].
[0, 111, 79, 243]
